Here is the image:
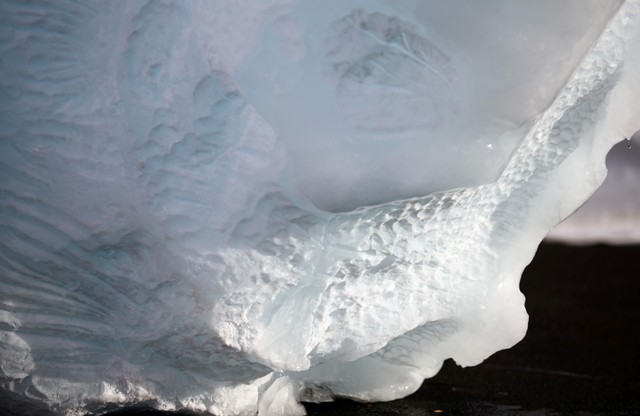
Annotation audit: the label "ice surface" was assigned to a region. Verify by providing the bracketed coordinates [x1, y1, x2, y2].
[547, 130, 640, 243]
[1, 1, 639, 415]
[235, 0, 624, 211]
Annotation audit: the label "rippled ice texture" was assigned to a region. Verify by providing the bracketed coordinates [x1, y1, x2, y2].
[1, 1, 639, 415]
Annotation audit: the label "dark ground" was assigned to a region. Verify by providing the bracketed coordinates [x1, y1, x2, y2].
[90, 243, 640, 415]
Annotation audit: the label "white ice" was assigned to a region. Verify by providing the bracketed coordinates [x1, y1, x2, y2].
[1, 1, 639, 415]
[547, 130, 640, 244]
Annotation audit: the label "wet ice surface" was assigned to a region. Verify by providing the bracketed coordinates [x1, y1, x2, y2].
[87, 244, 640, 416]
[234, 0, 626, 212]
[304, 244, 640, 416]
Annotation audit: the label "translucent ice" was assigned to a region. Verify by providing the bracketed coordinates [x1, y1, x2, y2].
[1, 1, 639, 415]
[547, 130, 640, 243]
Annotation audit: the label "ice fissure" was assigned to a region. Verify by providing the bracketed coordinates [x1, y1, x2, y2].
[1, 1, 639, 415]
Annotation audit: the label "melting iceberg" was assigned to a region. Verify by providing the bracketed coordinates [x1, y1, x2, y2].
[1, 1, 639, 415]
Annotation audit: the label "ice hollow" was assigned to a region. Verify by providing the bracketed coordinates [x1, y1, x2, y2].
[1, 1, 640, 415]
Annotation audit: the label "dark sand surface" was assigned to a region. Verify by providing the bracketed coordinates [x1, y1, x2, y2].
[46, 243, 640, 415]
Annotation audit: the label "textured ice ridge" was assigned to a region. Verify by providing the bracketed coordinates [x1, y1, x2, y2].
[1, 1, 639, 415]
